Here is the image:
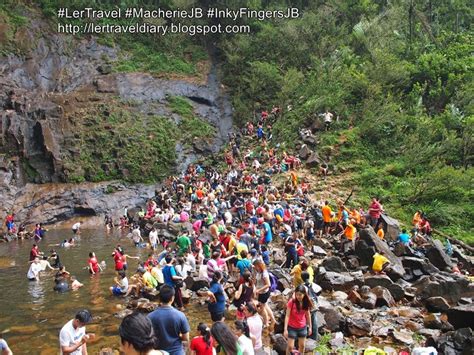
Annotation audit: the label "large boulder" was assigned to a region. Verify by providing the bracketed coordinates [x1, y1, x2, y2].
[426, 328, 473, 355]
[356, 227, 405, 279]
[364, 275, 394, 289]
[372, 286, 396, 307]
[315, 267, 363, 292]
[426, 297, 451, 313]
[346, 317, 372, 336]
[412, 273, 470, 303]
[321, 256, 347, 272]
[447, 304, 474, 329]
[426, 239, 453, 271]
[319, 306, 345, 332]
[299, 144, 313, 160]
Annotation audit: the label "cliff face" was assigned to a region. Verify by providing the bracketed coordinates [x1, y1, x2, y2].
[0, 12, 232, 227]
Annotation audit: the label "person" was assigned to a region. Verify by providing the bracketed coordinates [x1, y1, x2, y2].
[341, 220, 357, 253]
[162, 255, 185, 309]
[243, 302, 264, 354]
[372, 252, 390, 274]
[368, 198, 382, 229]
[234, 271, 255, 320]
[59, 309, 95, 355]
[131, 226, 144, 247]
[236, 250, 252, 278]
[210, 322, 240, 354]
[149, 227, 159, 251]
[119, 312, 167, 355]
[49, 250, 62, 268]
[301, 271, 319, 341]
[88, 252, 101, 275]
[71, 276, 84, 290]
[253, 259, 275, 329]
[200, 271, 226, 322]
[283, 285, 313, 355]
[0, 333, 12, 355]
[235, 320, 254, 355]
[321, 201, 332, 236]
[323, 110, 333, 131]
[398, 229, 411, 246]
[376, 226, 385, 240]
[110, 271, 129, 296]
[176, 232, 192, 256]
[190, 323, 215, 355]
[72, 221, 81, 235]
[284, 233, 298, 269]
[30, 244, 42, 261]
[148, 285, 190, 355]
[27, 256, 43, 281]
[291, 258, 314, 287]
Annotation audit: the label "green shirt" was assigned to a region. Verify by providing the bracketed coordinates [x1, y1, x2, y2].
[176, 235, 191, 255]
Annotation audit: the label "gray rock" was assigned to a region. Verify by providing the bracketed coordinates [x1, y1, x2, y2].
[426, 328, 473, 355]
[412, 273, 470, 303]
[299, 144, 312, 160]
[306, 152, 322, 168]
[364, 275, 394, 289]
[372, 286, 396, 307]
[315, 268, 362, 292]
[319, 306, 345, 332]
[426, 297, 451, 312]
[426, 240, 453, 270]
[347, 317, 372, 336]
[321, 256, 347, 272]
[447, 304, 474, 329]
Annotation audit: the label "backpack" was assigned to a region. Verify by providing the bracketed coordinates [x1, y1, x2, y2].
[268, 272, 278, 292]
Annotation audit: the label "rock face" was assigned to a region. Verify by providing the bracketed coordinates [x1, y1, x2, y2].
[356, 227, 405, 279]
[412, 273, 470, 303]
[425, 297, 450, 312]
[427, 328, 473, 355]
[447, 304, 474, 329]
[426, 239, 453, 270]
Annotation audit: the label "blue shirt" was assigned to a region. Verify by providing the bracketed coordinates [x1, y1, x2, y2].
[263, 222, 272, 243]
[398, 233, 410, 245]
[262, 250, 270, 266]
[162, 265, 177, 287]
[208, 282, 226, 314]
[148, 306, 190, 355]
[236, 259, 252, 275]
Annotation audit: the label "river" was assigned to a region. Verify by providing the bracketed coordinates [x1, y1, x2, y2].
[0, 229, 213, 354]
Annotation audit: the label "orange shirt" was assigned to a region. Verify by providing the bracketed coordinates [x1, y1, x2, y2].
[322, 205, 332, 223]
[350, 210, 361, 224]
[344, 224, 357, 240]
[377, 228, 385, 240]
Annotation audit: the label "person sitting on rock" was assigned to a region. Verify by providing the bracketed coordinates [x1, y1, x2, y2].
[398, 229, 411, 246]
[372, 251, 390, 275]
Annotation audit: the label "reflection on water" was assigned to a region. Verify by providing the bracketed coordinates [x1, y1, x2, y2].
[0, 229, 217, 354]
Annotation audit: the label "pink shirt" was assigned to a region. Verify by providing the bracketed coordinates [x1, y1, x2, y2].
[369, 201, 382, 218]
[287, 298, 308, 329]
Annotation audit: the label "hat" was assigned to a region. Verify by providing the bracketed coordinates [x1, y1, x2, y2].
[250, 248, 257, 256]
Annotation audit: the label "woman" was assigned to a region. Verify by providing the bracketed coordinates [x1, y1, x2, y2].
[253, 259, 275, 329]
[119, 312, 168, 355]
[234, 320, 254, 355]
[283, 285, 313, 355]
[88, 252, 101, 275]
[210, 322, 241, 355]
[190, 323, 215, 355]
[201, 271, 226, 322]
[234, 271, 255, 321]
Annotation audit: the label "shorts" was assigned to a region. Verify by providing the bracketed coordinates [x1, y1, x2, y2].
[323, 221, 331, 227]
[210, 311, 225, 322]
[112, 286, 125, 296]
[72, 229, 78, 234]
[287, 326, 308, 339]
[257, 290, 271, 304]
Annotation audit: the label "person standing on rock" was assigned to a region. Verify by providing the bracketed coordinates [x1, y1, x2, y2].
[283, 285, 313, 355]
[253, 259, 276, 330]
[321, 201, 332, 237]
[367, 197, 383, 229]
[148, 285, 190, 355]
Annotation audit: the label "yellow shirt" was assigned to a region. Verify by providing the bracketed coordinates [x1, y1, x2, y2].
[292, 265, 314, 287]
[372, 253, 389, 272]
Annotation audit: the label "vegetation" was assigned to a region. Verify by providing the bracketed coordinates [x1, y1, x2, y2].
[215, 0, 473, 243]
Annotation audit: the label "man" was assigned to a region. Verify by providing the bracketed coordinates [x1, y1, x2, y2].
[71, 222, 81, 235]
[27, 257, 43, 281]
[323, 110, 333, 131]
[398, 229, 411, 246]
[148, 285, 190, 355]
[59, 310, 94, 355]
[131, 226, 143, 247]
[372, 252, 390, 274]
[321, 201, 332, 236]
[368, 198, 383, 229]
[176, 232, 191, 256]
[149, 227, 159, 251]
[30, 244, 42, 261]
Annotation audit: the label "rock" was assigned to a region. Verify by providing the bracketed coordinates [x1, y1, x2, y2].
[97, 64, 112, 74]
[426, 240, 453, 271]
[313, 238, 332, 249]
[359, 286, 377, 309]
[412, 273, 470, 302]
[348, 288, 363, 305]
[113, 309, 133, 319]
[94, 76, 118, 93]
[364, 275, 394, 289]
[315, 268, 362, 292]
[447, 304, 474, 329]
[321, 256, 347, 272]
[306, 152, 322, 168]
[356, 227, 405, 279]
[305, 338, 317, 352]
[404, 320, 423, 332]
[426, 297, 451, 312]
[392, 329, 414, 345]
[401, 256, 440, 277]
[299, 144, 313, 160]
[185, 276, 209, 292]
[319, 306, 345, 331]
[329, 332, 345, 348]
[311, 245, 327, 257]
[345, 256, 360, 270]
[142, 289, 160, 302]
[424, 314, 443, 329]
[426, 328, 473, 355]
[332, 291, 349, 302]
[372, 286, 396, 307]
[347, 317, 372, 336]
[387, 283, 405, 301]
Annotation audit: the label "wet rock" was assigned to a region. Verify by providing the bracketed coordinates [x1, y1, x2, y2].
[347, 317, 372, 336]
[426, 240, 453, 271]
[426, 328, 473, 355]
[426, 297, 450, 312]
[372, 286, 396, 307]
[392, 329, 414, 345]
[356, 227, 405, 279]
[447, 304, 474, 329]
[321, 256, 347, 272]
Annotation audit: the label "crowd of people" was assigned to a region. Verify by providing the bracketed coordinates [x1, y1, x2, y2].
[2, 108, 458, 355]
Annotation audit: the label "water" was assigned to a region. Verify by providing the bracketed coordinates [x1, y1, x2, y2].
[0, 229, 213, 354]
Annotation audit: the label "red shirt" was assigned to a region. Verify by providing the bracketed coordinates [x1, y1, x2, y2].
[113, 252, 124, 271]
[287, 298, 308, 329]
[30, 247, 40, 261]
[89, 257, 99, 273]
[369, 201, 382, 218]
[190, 336, 215, 355]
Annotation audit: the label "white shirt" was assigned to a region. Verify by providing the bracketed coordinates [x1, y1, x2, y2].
[149, 230, 158, 245]
[238, 334, 255, 355]
[59, 319, 85, 355]
[324, 112, 333, 123]
[246, 314, 263, 350]
[72, 223, 81, 230]
[27, 262, 42, 279]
